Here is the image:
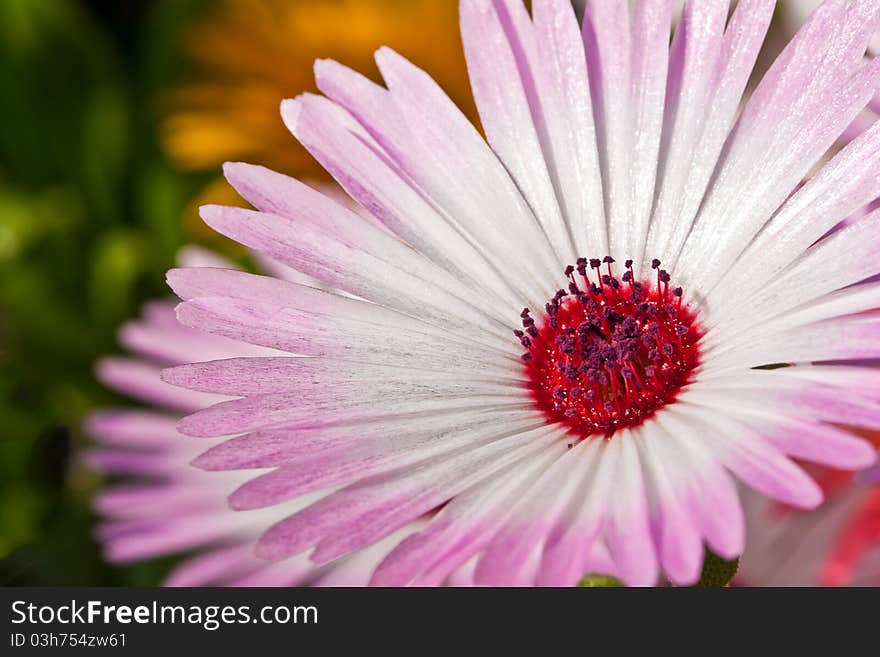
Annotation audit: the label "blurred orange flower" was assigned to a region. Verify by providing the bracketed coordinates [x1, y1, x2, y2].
[162, 0, 477, 245]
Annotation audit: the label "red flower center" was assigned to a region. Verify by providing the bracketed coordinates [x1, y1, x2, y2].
[516, 257, 703, 440]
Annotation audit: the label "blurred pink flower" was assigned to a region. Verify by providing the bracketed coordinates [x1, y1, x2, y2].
[740, 450, 880, 586]
[86, 247, 425, 586]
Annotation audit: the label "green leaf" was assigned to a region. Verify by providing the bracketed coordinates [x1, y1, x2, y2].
[578, 574, 625, 587]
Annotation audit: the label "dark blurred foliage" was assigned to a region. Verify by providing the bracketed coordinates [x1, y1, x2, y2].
[0, 0, 208, 585]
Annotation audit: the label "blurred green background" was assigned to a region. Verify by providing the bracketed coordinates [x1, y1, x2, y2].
[0, 0, 208, 585]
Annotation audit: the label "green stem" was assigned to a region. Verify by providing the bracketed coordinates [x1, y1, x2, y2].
[693, 550, 739, 587]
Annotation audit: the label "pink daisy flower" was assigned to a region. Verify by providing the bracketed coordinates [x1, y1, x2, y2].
[86, 248, 424, 586]
[161, 0, 880, 586]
